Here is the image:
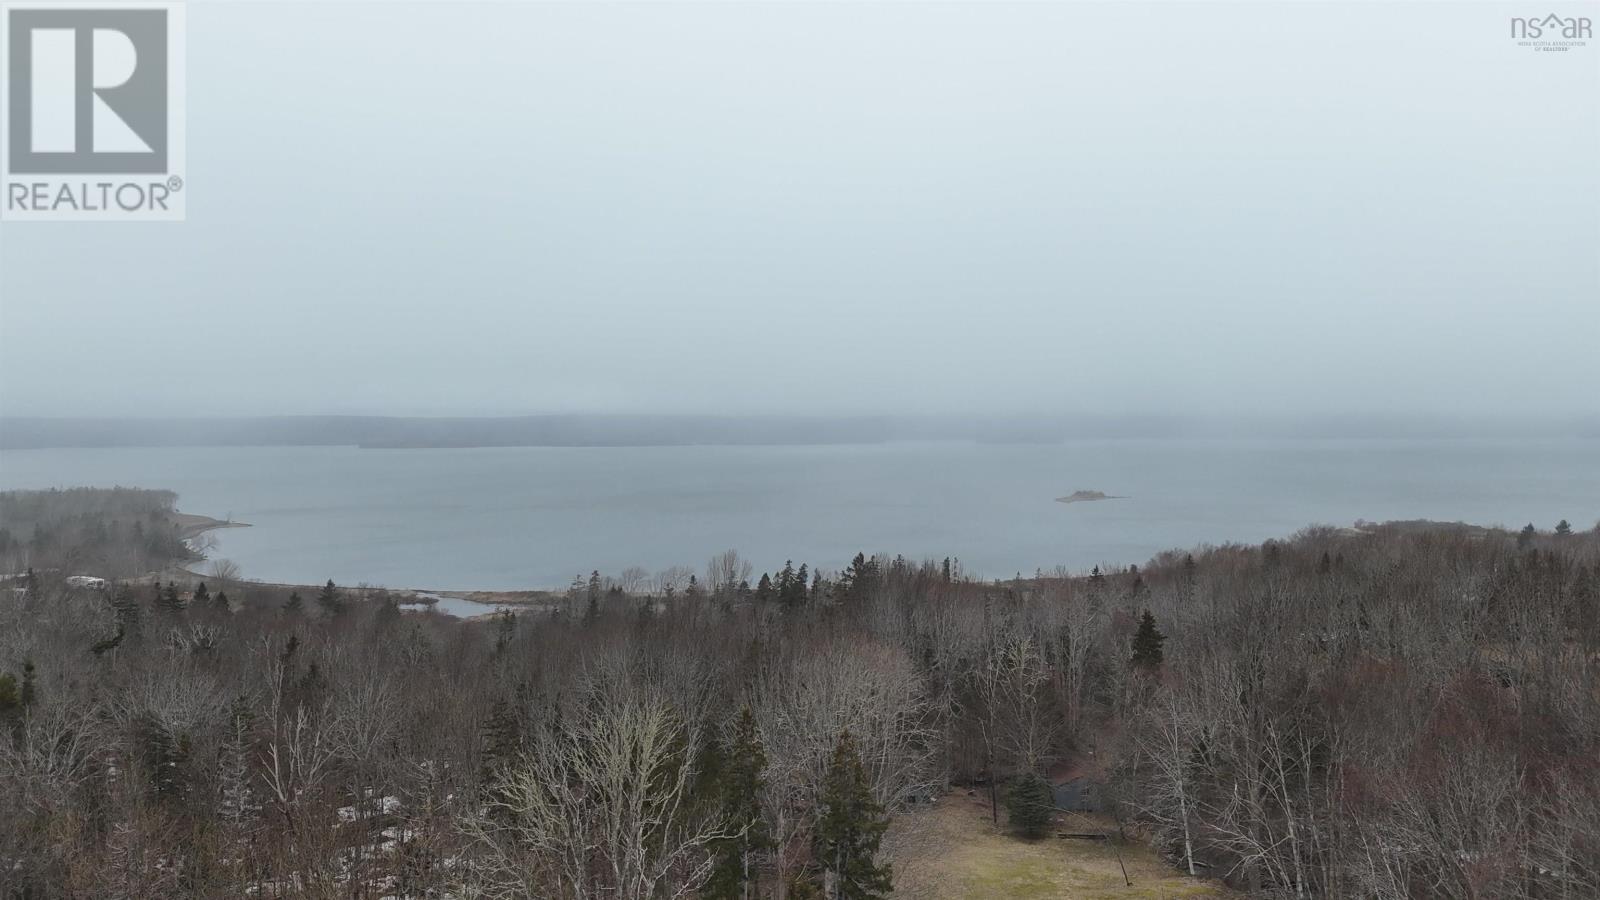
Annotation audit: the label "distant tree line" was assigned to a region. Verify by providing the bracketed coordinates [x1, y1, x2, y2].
[1, 497, 1598, 897]
[0, 488, 198, 580]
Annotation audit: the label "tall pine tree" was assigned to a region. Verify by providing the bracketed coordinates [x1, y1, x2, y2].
[704, 708, 772, 900]
[156, 582, 183, 614]
[1005, 772, 1055, 838]
[317, 579, 345, 617]
[814, 730, 892, 900]
[1130, 609, 1166, 671]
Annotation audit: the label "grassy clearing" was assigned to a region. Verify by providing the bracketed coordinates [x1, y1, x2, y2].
[884, 791, 1233, 900]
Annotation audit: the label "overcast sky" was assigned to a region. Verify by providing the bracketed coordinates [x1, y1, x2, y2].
[1, 1, 1596, 419]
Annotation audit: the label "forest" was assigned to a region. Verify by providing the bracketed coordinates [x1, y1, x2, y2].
[1, 489, 1598, 899]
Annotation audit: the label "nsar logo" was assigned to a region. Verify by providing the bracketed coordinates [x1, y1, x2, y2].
[1510, 13, 1592, 52]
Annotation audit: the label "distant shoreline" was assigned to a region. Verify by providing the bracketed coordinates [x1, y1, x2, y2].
[173, 511, 249, 541]
[4, 412, 1596, 450]
[171, 510, 551, 616]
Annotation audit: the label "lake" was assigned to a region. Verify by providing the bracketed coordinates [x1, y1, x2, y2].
[0, 440, 1594, 590]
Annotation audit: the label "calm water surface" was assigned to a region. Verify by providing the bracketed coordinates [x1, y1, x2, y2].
[1, 440, 1594, 590]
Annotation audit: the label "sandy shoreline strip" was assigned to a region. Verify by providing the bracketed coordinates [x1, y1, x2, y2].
[170, 509, 553, 612]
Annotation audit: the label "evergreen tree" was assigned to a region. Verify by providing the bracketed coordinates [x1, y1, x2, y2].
[1264, 541, 1282, 567]
[777, 561, 796, 604]
[814, 731, 892, 900]
[0, 674, 19, 732]
[1005, 772, 1055, 838]
[317, 579, 344, 616]
[479, 694, 523, 796]
[493, 610, 517, 655]
[755, 573, 774, 604]
[19, 660, 36, 710]
[376, 595, 401, 627]
[90, 624, 125, 657]
[705, 708, 772, 900]
[111, 586, 142, 637]
[942, 557, 952, 583]
[157, 582, 183, 614]
[779, 564, 808, 609]
[1130, 609, 1166, 671]
[1519, 523, 1537, 549]
[192, 582, 210, 606]
[838, 553, 880, 604]
[213, 589, 230, 612]
[219, 695, 258, 827]
[1089, 565, 1104, 584]
[278, 634, 301, 672]
[1556, 519, 1573, 536]
[136, 714, 190, 805]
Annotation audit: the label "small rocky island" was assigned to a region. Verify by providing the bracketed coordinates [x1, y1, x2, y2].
[1055, 490, 1126, 504]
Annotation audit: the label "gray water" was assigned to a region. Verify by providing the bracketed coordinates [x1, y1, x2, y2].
[399, 592, 522, 618]
[0, 440, 1594, 590]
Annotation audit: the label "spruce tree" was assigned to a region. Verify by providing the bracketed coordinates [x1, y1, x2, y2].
[705, 708, 772, 900]
[219, 696, 258, 827]
[479, 695, 522, 797]
[283, 591, 304, 615]
[814, 731, 892, 900]
[1005, 772, 1055, 838]
[157, 582, 184, 614]
[777, 562, 796, 605]
[1519, 523, 1537, 549]
[493, 610, 517, 655]
[111, 586, 142, 637]
[755, 573, 774, 604]
[213, 590, 230, 612]
[19, 660, 36, 710]
[839, 554, 880, 604]
[780, 564, 808, 609]
[1556, 519, 1573, 536]
[317, 579, 344, 616]
[192, 582, 210, 606]
[1131, 609, 1166, 670]
[136, 714, 189, 805]
[0, 674, 19, 729]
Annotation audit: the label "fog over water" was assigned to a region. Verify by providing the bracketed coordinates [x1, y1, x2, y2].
[1, 2, 1596, 421]
[1, 4, 1594, 590]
